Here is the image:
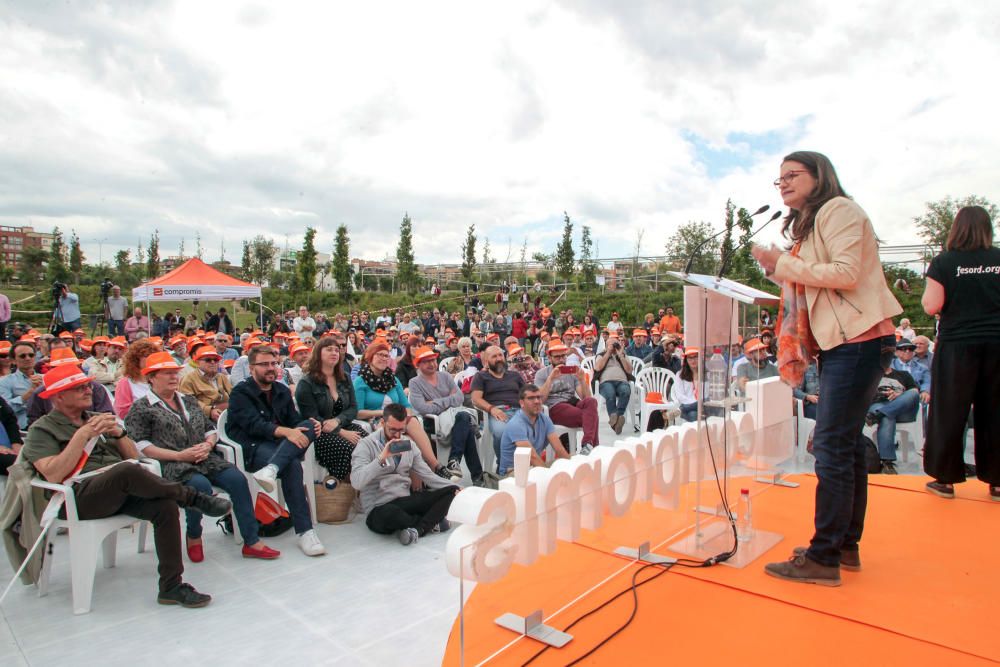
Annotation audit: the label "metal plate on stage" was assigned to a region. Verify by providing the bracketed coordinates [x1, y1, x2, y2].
[668, 520, 783, 569]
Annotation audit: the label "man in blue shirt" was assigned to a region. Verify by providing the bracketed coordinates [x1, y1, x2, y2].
[498, 384, 570, 476]
[56, 285, 82, 331]
[891, 340, 930, 404]
[912, 336, 933, 371]
[0, 341, 43, 428]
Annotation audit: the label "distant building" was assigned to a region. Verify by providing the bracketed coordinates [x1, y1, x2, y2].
[0, 225, 56, 271]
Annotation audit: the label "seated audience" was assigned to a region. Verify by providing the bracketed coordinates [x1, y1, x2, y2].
[595, 334, 634, 434]
[625, 329, 653, 360]
[792, 357, 820, 420]
[26, 349, 113, 426]
[295, 337, 365, 481]
[88, 335, 125, 390]
[351, 402, 460, 545]
[498, 384, 570, 476]
[533, 339, 599, 452]
[352, 340, 452, 480]
[114, 339, 159, 419]
[22, 364, 229, 607]
[408, 346, 485, 486]
[891, 339, 931, 404]
[734, 338, 779, 394]
[471, 345, 526, 468]
[0, 341, 43, 428]
[126, 352, 279, 561]
[179, 346, 232, 420]
[866, 362, 919, 475]
[227, 344, 326, 556]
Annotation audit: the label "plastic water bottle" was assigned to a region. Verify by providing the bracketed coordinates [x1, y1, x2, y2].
[736, 488, 753, 542]
[707, 348, 727, 402]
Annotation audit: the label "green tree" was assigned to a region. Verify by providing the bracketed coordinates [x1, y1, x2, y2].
[725, 207, 765, 285]
[555, 212, 576, 285]
[247, 235, 278, 286]
[68, 230, 84, 282]
[579, 225, 596, 291]
[297, 226, 319, 291]
[113, 249, 133, 287]
[395, 213, 419, 293]
[332, 224, 354, 301]
[913, 195, 999, 248]
[719, 199, 736, 276]
[19, 246, 47, 284]
[240, 240, 252, 282]
[47, 226, 70, 284]
[460, 224, 477, 284]
[146, 229, 160, 279]
[666, 221, 718, 274]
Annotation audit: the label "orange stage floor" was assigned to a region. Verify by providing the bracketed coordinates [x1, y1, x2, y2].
[443, 474, 998, 666]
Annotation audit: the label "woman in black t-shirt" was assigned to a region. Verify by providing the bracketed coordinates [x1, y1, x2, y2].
[921, 205, 1000, 501]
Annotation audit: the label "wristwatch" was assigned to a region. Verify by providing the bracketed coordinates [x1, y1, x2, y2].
[115, 425, 128, 439]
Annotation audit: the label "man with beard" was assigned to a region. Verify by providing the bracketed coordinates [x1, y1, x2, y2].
[471, 345, 525, 470]
[734, 338, 779, 394]
[227, 344, 326, 557]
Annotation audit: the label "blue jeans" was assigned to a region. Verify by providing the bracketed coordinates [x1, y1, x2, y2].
[599, 381, 631, 416]
[183, 466, 260, 546]
[489, 407, 520, 471]
[108, 319, 125, 336]
[869, 388, 920, 461]
[449, 411, 483, 478]
[806, 336, 891, 568]
[247, 420, 316, 535]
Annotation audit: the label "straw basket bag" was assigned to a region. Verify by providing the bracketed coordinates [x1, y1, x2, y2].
[314, 477, 357, 524]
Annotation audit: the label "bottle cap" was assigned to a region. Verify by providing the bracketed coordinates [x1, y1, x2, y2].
[740, 488, 749, 494]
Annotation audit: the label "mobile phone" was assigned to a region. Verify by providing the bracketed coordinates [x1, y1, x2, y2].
[559, 365, 578, 375]
[388, 439, 412, 454]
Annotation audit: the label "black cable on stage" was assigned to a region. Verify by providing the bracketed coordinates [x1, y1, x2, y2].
[520, 561, 672, 667]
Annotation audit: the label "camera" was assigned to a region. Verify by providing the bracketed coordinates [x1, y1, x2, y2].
[99, 278, 113, 299]
[51, 281, 67, 301]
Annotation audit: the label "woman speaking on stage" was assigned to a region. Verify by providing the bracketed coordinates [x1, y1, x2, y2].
[751, 151, 902, 586]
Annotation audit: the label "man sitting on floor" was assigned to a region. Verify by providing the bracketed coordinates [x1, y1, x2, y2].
[498, 384, 570, 476]
[21, 364, 230, 608]
[351, 403, 460, 545]
[533, 339, 599, 455]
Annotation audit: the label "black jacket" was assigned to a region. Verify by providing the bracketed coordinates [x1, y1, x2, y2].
[294, 374, 357, 432]
[205, 314, 235, 334]
[228, 377, 302, 464]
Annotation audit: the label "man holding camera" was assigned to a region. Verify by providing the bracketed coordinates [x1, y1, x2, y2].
[351, 403, 459, 546]
[534, 340, 599, 453]
[106, 285, 128, 337]
[54, 283, 82, 332]
[866, 361, 919, 475]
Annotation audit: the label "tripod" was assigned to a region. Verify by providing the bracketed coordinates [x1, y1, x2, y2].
[90, 295, 110, 338]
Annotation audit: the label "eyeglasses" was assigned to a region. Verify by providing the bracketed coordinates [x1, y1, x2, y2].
[773, 170, 809, 188]
[16, 353, 34, 359]
[373, 352, 390, 359]
[522, 395, 543, 402]
[252, 361, 281, 367]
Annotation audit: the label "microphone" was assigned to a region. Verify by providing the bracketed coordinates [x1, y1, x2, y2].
[716, 209, 783, 278]
[683, 205, 770, 275]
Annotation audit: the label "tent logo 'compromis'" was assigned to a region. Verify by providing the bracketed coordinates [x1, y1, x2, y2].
[152, 287, 202, 297]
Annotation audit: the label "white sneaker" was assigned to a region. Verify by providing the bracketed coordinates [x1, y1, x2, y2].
[579, 443, 594, 456]
[253, 464, 279, 494]
[297, 529, 326, 557]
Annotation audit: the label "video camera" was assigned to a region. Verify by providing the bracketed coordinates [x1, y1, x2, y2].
[99, 278, 114, 299]
[51, 281, 67, 302]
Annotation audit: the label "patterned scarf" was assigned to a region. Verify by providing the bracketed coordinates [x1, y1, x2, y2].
[776, 243, 820, 387]
[359, 362, 396, 395]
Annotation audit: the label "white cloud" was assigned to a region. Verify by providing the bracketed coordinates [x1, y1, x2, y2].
[0, 0, 997, 269]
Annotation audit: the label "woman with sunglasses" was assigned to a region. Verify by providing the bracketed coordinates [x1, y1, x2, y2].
[752, 151, 901, 587]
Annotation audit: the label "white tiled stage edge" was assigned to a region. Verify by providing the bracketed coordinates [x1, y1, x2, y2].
[0, 417, 954, 666]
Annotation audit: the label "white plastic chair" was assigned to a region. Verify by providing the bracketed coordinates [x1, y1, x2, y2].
[542, 404, 580, 455]
[635, 367, 680, 432]
[438, 357, 452, 374]
[32, 460, 157, 615]
[862, 407, 923, 464]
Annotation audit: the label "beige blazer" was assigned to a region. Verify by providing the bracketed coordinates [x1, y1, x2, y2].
[773, 197, 902, 350]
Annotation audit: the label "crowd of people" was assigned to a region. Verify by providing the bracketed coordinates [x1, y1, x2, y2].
[0, 196, 996, 606]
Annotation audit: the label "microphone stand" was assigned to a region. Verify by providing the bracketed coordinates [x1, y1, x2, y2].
[716, 210, 783, 279]
[684, 205, 770, 275]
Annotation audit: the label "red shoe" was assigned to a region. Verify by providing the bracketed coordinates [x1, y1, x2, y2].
[242, 543, 281, 560]
[186, 539, 204, 563]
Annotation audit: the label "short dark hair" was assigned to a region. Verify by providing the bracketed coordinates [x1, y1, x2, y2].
[519, 383, 540, 400]
[12, 342, 35, 357]
[247, 345, 276, 365]
[946, 205, 994, 251]
[383, 402, 408, 423]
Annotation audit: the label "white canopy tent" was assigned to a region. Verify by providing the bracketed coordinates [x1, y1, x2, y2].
[132, 257, 263, 325]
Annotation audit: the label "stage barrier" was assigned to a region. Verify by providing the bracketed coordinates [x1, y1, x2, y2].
[448, 406, 798, 665]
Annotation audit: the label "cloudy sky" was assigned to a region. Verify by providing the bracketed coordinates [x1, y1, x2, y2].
[2, 1, 997, 268]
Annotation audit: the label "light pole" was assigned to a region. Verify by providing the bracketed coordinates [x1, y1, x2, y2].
[93, 237, 108, 266]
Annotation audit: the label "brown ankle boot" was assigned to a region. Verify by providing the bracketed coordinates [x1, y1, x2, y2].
[793, 546, 861, 572]
[765, 551, 841, 586]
